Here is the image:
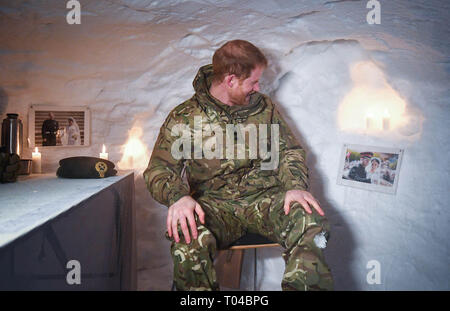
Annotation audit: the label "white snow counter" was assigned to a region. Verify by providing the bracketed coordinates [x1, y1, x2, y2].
[0, 172, 136, 290]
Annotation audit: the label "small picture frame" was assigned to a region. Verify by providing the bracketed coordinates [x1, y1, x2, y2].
[337, 143, 404, 194]
[28, 105, 90, 148]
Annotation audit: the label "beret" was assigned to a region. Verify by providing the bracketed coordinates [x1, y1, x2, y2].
[56, 156, 117, 179]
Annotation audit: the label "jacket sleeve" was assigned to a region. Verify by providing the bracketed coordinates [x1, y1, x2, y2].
[143, 111, 191, 208]
[272, 105, 309, 192]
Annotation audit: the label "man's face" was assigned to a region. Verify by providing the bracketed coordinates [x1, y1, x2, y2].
[229, 66, 264, 106]
[361, 157, 370, 167]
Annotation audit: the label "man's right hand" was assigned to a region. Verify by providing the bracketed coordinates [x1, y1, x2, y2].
[167, 195, 205, 244]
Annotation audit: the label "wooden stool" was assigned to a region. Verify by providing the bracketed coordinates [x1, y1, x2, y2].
[215, 233, 280, 290]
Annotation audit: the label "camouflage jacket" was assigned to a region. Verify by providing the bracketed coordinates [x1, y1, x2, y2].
[143, 64, 309, 207]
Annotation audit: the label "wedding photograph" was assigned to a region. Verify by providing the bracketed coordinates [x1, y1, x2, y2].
[29, 105, 90, 148]
[338, 144, 404, 194]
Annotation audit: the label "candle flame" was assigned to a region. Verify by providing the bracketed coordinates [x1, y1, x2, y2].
[34, 147, 39, 153]
[117, 125, 150, 171]
[102, 144, 106, 153]
[338, 61, 407, 132]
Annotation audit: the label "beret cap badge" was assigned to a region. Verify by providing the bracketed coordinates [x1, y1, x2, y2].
[95, 161, 108, 178]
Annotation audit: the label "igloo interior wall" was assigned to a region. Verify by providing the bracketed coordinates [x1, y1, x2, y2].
[0, 0, 449, 290]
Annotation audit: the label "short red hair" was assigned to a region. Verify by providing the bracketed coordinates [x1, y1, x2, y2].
[212, 40, 268, 84]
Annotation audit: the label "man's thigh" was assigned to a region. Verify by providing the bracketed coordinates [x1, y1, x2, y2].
[234, 188, 330, 249]
[195, 195, 246, 250]
[229, 188, 284, 243]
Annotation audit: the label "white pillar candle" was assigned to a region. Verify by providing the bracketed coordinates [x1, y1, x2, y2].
[99, 144, 108, 160]
[32, 147, 42, 174]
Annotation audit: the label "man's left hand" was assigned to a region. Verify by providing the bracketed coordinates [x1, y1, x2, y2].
[283, 190, 324, 216]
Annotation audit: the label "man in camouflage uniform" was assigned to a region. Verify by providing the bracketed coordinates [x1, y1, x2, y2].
[144, 40, 333, 291]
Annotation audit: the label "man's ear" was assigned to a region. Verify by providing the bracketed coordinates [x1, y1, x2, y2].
[224, 74, 236, 89]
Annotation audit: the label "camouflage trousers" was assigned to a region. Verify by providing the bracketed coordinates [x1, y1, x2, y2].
[167, 187, 333, 291]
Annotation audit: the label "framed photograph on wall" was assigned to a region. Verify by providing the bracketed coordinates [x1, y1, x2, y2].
[337, 143, 404, 194]
[28, 105, 90, 148]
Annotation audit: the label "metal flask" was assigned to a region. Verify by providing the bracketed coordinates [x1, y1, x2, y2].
[1, 113, 23, 156]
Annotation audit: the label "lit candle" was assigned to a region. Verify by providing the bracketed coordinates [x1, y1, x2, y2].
[32, 147, 42, 174]
[99, 144, 108, 160]
[366, 113, 374, 130]
[383, 109, 390, 131]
